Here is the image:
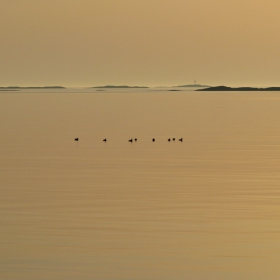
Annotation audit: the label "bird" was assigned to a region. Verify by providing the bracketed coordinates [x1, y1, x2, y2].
[172, 138, 175, 141]
[74, 138, 79, 141]
[103, 138, 107, 142]
[128, 138, 133, 143]
[152, 138, 155, 142]
[168, 138, 171, 142]
[134, 138, 137, 142]
[179, 138, 183, 142]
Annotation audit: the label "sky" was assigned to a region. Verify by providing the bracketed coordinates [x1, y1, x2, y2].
[1, 0, 280, 87]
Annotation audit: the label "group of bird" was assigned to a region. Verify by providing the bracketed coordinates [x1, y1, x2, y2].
[74, 137, 183, 142]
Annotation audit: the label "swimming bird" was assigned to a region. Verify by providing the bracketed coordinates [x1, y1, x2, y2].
[74, 138, 79, 141]
[134, 138, 137, 141]
[168, 138, 171, 142]
[152, 138, 155, 142]
[128, 138, 133, 143]
[103, 138, 107, 142]
[172, 138, 175, 141]
[179, 138, 183, 142]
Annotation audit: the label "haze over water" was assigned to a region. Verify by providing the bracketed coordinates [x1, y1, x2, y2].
[1, 88, 280, 279]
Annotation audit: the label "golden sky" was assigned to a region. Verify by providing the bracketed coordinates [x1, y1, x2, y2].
[1, 0, 280, 87]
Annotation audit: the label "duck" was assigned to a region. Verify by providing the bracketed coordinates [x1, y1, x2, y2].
[74, 138, 79, 141]
[152, 138, 155, 142]
[179, 138, 183, 142]
[128, 138, 133, 143]
[103, 138, 107, 142]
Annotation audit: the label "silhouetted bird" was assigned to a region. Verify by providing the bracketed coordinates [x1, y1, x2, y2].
[172, 138, 175, 141]
[168, 138, 171, 142]
[152, 138, 155, 142]
[134, 138, 137, 141]
[179, 138, 183, 142]
[103, 139, 107, 142]
[128, 139, 133, 143]
[74, 138, 79, 141]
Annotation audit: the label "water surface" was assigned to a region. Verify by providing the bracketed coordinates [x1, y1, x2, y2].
[1, 89, 280, 279]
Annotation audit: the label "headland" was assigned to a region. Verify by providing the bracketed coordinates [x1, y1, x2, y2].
[197, 86, 280, 91]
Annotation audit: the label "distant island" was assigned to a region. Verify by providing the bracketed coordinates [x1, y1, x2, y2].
[92, 85, 149, 89]
[175, 84, 209, 88]
[168, 89, 182, 91]
[0, 86, 65, 89]
[197, 86, 280, 91]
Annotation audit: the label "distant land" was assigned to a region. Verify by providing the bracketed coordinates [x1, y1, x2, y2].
[0, 89, 19, 91]
[0, 86, 65, 89]
[197, 86, 280, 91]
[92, 85, 149, 89]
[175, 84, 209, 88]
[168, 89, 182, 91]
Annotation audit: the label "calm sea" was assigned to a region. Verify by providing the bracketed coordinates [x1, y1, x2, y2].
[1, 88, 280, 280]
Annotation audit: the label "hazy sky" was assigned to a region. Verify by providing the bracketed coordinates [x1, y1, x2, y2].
[1, 0, 280, 87]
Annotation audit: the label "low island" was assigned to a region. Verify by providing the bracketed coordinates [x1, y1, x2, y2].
[0, 86, 65, 90]
[92, 85, 149, 89]
[176, 84, 209, 88]
[197, 86, 280, 91]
